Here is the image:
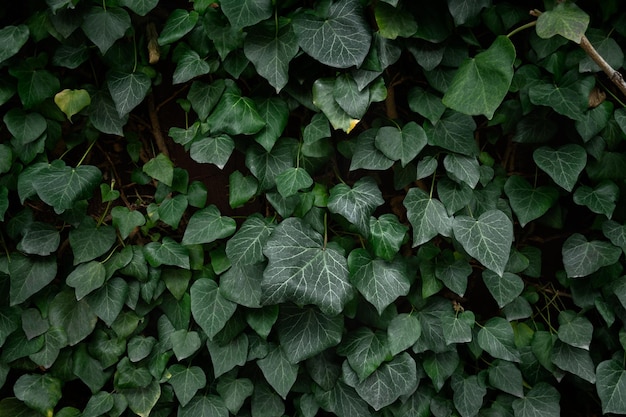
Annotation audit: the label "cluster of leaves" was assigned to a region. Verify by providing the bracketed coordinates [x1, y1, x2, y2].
[2, 0, 626, 416]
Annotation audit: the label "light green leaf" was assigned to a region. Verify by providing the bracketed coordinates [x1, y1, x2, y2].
[536, 2, 589, 43]
[111, 206, 146, 240]
[293, 0, 371, 69]
[477, 317, 520, 362]
[143, 237, 190, 269]
[258, 345, 299, 399]
[482, 271, 524, 308]
[338, 327, 389, 380]
[423, 349, 460, 391]
[369, 214, 408, 261]
[557, 310, 593, 350]
[89, 90, 129, 135]
[573, 180, 619, 218]
[488, 360, 523, 397]
[425, 110, 479, 156]
[143, 153, 174, 186]
[328, 177, 384, 236]
[49, 289, 97, 346]
[206, 334, 248, 378]
[562, 233, 621, 278]
[451, 374, 487, 417]
[262, 218, 353, 315]
[512, 383, 560, 417]
[216, 376, 254, 415]
[0, 25, 29, 64]
[441, 310, 474, 345]
[552, 341, 595, 383]
[276, 305, 343, 363]
[182, 205, 236, 245]
[504, 175, 558, 227]
[17, 222, 60, 256]
[206, 80, 265, 135]
[443, 153, 480, 189]
[443, 36, 515, 119]
[226, 215, 274, 265]
[107, 71, 151, 117]
[158, 9, 199, 45]
[276, 167, 313, 198]
[9, 253, 57, 306]
[66, 261, 106, 300]
[312, 78, 360, 133]
[220, 0, 272, 29]
[3, 109, 46, 145]
[349, 128, 394, 170]
[374, 122, 427, 167]
[190, 278, 237, 339]
[167, 365, 206, 407]
[54, 89, 91, 121]
[453, 209, 513, 276]
[387, 313, 421, 355]
[86, 278, 128, 327]
[348, 249, 410, 315]
[69, 219, 116, 265]
[533, 144, 586, 192]
[404, 187, 452, 246]
[244, 19, 299, 92]
[14, 374, 62, 416]
[81, 6, 131, 54]
[596, 358, 626, 415]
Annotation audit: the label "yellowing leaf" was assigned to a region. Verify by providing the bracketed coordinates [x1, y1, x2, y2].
[54, 89, 91, 122]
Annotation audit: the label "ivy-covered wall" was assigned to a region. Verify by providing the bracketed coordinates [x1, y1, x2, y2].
[1, 0, 626, 416]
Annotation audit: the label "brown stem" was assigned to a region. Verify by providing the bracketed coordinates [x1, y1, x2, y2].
[148, 94, 170, 158]
[579, 35, 626, 97]
[385, 84, 398, 120]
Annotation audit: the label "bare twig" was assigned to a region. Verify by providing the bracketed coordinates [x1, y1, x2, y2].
[579, 35, 626, 97]
[147, 94, 170, 158]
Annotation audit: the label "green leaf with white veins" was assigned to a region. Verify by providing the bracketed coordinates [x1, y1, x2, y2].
[536, 2, 589, 43]
[190, 134, 234, 170]
[190, 278, 236, 339]
[552, 341, 596, 383]
[557, 310, 593, 350]
[277, 305, 343, 363]
[504, 176, 558, 227]
[533, 144, 586, 192]
[220, 0, 272, 29]
[425, 110, 479, 156]
[482, 271, 524, 309]
[49, 289, 97, 346]
[158, 194, 188, 229]
[14, 374, 62, 417]
[66, 261, 106, 300]
[107, 71, 151, 117]
[596, 358, 626, 415]
[328, 177, 384, 237]
[350, 128, 395, 170]
[348, 249, 410, 315]
[262, 218, 354, 316]
[172, 47, 213, 85]
[333, 73, 370, 119]
[111, 206, 145, 240]
[387, 313, 421, 355]
[369, 214, 408, 261]
[206, 335, 248, 378]
[143, 153, 173, 186]
[488, 360, 523, 397]
[69, 219, 116, 265]
[182, 205, 236, 245]
[221, 263, 264, 308]
[441, 311, 474, 345]
[404, 187, 452, 247]
[244, 19, 299, 93]
[477, 317, 520, 362]
[338, 327, 389, 380]
[453, 210, 513, 277]
[258, 345, 299, 399]
[226, 215, 274, 265]
[118, 0, 158, 16]
[443, 153, 480, 189]
[229, 170, 258, 208]
[276, 167, 313, 198]
[512, 382, 560, 417]
[562, 233, 621, 278]
[217, 376, 253, 415]
[171, 329, 201, 361]
[374, 122, 427, 167]
[313, 78, 360, 133]
[254, 98, 289, 152]
[452, 374, 487, 417]
[168, 365, 206, 407]
[158, 10, 199, 46]
[89, 90, 128, 136]
[602, 220, 626, 254]
[17, 222, 60, 256]
[81, 6, 131, 54]
[529, 73, 594, 121]
[9, 253, 57, 306]
[443, 36, 515, 119]
[436, 258, 472, 297]
[122, 380, 161, 417]
[0, 25, 29, 64]
[293, 0, 371, 69]
[206, 80, 265, 135]
[86, 278, 128, 327]
[423, 350, 460, 391]
[143, 237, 190, 269]
[246, 139, 297, 191]
[573, 180, 619, 219]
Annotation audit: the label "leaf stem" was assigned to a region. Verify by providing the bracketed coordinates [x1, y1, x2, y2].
[323, 212, 328, 249]
[506, 20, 537, 38]
[77, 139, 97, 167]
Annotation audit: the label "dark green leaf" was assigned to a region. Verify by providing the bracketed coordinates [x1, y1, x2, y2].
[82, 391, 114, 417]
[28, 327, 67, 369]
[596, 358, 626, 415]
[143, 237, 190, 269]
[89, 90, 129, 135]
[312, 78, 360, 133]
[443, 153, 480, 189]
[315, 380, 372, 417]
[251, 382, 285, 417]
[206, 334, 248, 378]
[387, 313, 421, 355]
[557, 310, 593, 350]
[143, 153, 174, 186]
[158, 10, 199, 45]
[118, 0, 158, 16]
[66, 261, 106, 300]
[562, 233, 621, 278]
[529, 74, 594, 121]
[206, 80, 265, 135]
[575, 101, 613, 141]
[220, 0, 272, 29]
[374, 2, 417, 39]
[246, 139, 297, 191]
[17, 222, 60, 256]
[221, 263, 264, 308]
[405, 187, 452, 246]
[81, 6, 131, 54]
[602, 220, 626, 254]
[69, 219, 116, 265]
[3, 109, 46, 145]
[423, 349, 460, 391]
[9, 253, 56, 306]
[408, 86, 446, 124]
[425, 110, 479, 156]
[49, 289, 97, 345]
[482, 271, 524, 308]
[477, 317, 520, 362]
[276, 167, 313, 198]
[168, 365, 206, 407]
[374, 122, 427, 167]
[111, 206, 146, 240]
[441, 311, 474, 345]
[14, 374, 62, 416]
[190, 278, 236, 340]
[254, 97, 290, 151]
[226, 215, 274, 265]
[246, 306, 278, 339]
[122, 380, 160, 417]
[172, 46, 214, 85]
[504, 176, 558, 227]
[228, 170, 258, 208]
[328, 177, 384, 236]
[338, 327, 389, 380]
[15, 69, 60, 109]
[349, 128, 395, 170]
[451, 374, 487, 417]
[0, 25, 29, 64]
[533, 144, 586, 192]
[258, 345, 299, 399]
[536, 2, 589, 43]
[107, 71, 151, 117]
[182, 205, 236, 245]
[573, 180, 619, 218]
[512, 383, 560, 417]
[488, 360, 523, 397]
[216, 376, 254, 415]
[552, 341, 595, 383]
[369, 214, 408, 261]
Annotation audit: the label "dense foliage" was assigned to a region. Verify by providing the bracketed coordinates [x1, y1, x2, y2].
[1, 0, 626, 416]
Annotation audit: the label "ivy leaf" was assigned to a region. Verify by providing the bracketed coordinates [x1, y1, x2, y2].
[276, 306, 343, 363]
[602, 220, 626, 254]
[220, 0, 272, 29]
[580, 33, 623, 73]
[13, 68, 60, 109]
[443, 153, 480, 189]
[477, 317, 521, 362]
[251, 382, 285, 417]
[451, 374, 487, 417]
[533, 145, 586, 192]
[9, 253, 57, 306]
[111, 206, 146, 240]
[66, 261, 106, 300]
[313, 78, 360, 133]
[557, 310, 593, 350]
[217, 376, 254, 415]
[3, 109, 46, 145]
[293, 0, 371, 69]
[118, 0, 158, 16]
[529, 73, 594, 121]
[562, 233, 621, 278]
[82, 391, 114, 417]
[408, 86, 446, 124]
[575, 101, 613, 141]
[512, 382, 560, 417]
[246, 139, 297, 191]
[258, 345, 299, 399]
[143, 153, 174, 186]
[404, 187, 452, 246]
[276, 167, 313, 198]
[349, 128, 395, 170]
[443, 36, 515, 119]
[167, 365, 206, 407]
[171, 329, 201, 361]
[17, 222, 60, 256]
[369, 214, 408, 261]
[348, 249, 410, 315]
[596, 358, 626, 415]
[122, 380, 161, 417]
[187, 80, 225, 121]
[423, 350, 460, 391]
[374, 122, 427, 167]
[536, 2, 589, 43]
[315, 380, 371, 417]
[107, 71, 151, 117]
[441, 311, 474, 345]
[54, 89, 91, 122]
[158, 195, 188, 229]
[453, 210, 513, 277]
[338, 327, 389, 380]
[333, 73, 370, 119]
[14, 374, 62, 416]
[189, 134, 234, 170]
[552, 341, 595, 383]
[425, 110, 479, 156]
[262, 218, 354, 315]
[172, 47, 214, 85]
[69, 219, 116, 265]
[89, 90, 129, 136]
[221, 263, 264, 308]
[158, 10, 199, 45]
[182, 205, 236, 245]
[81, 6, 131, 54]
[573, 180, 619, 218]
[49, 289, 97, 346]
[328, 177, 384, 236]
[254, 97, 290, 152]
[86, 278, 128, 327]
[436, 257, 472, 297]
[374, 2, 417, 39]
[190, 278, 237, 340]
[206, 80, 265, 135]
[143, 237, 190, 269]
[244, 19, 299, 92]
[482, 271, 524, 309]
[387, 313, 421, 356]
[488, 360, 523, 397]
[0, 25, 29, 64]
[504, 176, 558, 227]
[225, 215, 274, 265]
[206, 335, 248, 378]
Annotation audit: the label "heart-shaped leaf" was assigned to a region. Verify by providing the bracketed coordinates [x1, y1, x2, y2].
[536, 2, 589, 43]
[107, 71, 151, 117]
[482, 271, 524, 308]
[477, 317, 520, 362]
[257, 345, 298, 399]
[276, 167, 313, 198]
[14, 374, 62, 416]
[111, 206, 146, 240]
[451, 374, 487, 417]
[512, 383, 560, 417]
[3, 109, 46, 145]
[405, 187, 452, 247]
[533, 144, 586, 192]
[338, 327, 389, 380]
[220, 0, 273, 29]
[9, 253, 57, 306]
[206, 80, 265, 135]
[369, 214, 408, 261]
[66, 261, 106, 300]
[182, 205, 236, 245]
[312, 78, 360, 133]
[0, 25, 29, 64]
[561, 233, 621, 278]
[596, 359, 626, 415]
[328, 176, 384, 236]
[453, 210, 513, 276]
[190, 278, 236, 340]
[143, 153, 174, 186]
[504, 176, 558, 227]
[374, 122, 427, 167]
[69, 219, 116, 265]
[167, 365, 206, 407]
[143, 237, 190, 269]
[157, 9, 199, 46]
[81, 6, 131, 54]
[573, 180, 619, 219]
[54, 89, 91, 121]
